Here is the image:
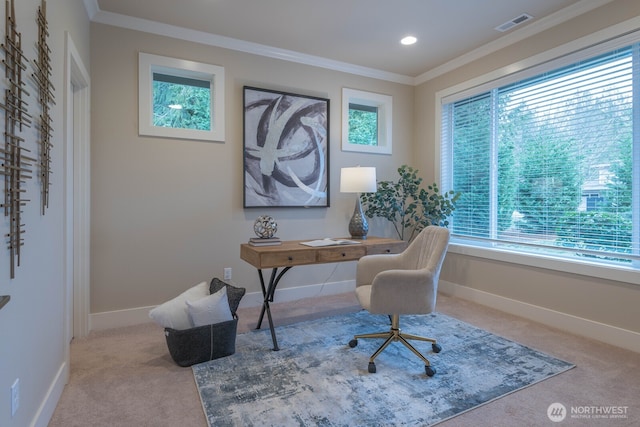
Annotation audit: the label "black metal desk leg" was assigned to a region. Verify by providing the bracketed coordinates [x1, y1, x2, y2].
[255, 266, 292, 351]
[256, 268, 273, 330]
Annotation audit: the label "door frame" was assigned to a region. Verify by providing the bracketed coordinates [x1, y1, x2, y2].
[64, 32, 91, 356]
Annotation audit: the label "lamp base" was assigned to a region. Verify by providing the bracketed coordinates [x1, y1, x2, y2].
[348, 197, 369, 240]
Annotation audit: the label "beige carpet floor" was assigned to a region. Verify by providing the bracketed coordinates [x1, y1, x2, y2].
[49, 292, 639, 426]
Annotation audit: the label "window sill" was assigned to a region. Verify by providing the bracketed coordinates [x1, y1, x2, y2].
[448, 238, 640, 286]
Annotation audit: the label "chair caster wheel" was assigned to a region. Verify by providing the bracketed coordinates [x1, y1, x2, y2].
[368, 362, 377, 373]
[425, 366, 436, 377]
[349, 339, 358, 348]
[432, 343, 442, 353]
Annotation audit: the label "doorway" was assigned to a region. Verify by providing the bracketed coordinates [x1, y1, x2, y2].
[64, 33, 90, 353]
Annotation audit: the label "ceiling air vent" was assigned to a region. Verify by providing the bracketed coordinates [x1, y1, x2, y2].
[495, 13, 533, 32]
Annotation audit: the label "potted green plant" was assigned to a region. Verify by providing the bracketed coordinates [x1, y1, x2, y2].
[360, 165, 460, 241]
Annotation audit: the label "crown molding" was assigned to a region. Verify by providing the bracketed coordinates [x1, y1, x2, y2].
[82, 0, 98, 20]
[84, 0, 613, 86]
[85, 1, 414, 85]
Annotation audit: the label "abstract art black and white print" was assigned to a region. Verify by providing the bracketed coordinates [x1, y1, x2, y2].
[243, 86, 329, 208]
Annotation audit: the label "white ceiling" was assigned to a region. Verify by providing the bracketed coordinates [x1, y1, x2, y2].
[89, 0, 610, 84]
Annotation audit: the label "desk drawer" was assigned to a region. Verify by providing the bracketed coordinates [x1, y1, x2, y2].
[366, 241, 407, 255]
[317, 245, 366, 262]
[260, 251, 316, 268]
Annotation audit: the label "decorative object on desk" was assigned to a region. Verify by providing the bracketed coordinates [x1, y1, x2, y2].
[249, 237, 281, 246]
[253, 215, 278, 238]
[243, 86, 329, 208]
[300, 238, 360, 247]
[360, 164, 460, 242]
[163, 278, 246, 367]
[193, 310, 574, 426]
[340, 166, 377, 239]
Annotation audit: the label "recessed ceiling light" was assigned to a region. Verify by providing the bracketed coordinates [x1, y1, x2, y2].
[400, 36, 417, 46]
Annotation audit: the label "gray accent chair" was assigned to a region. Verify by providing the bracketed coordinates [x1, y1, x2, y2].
[349, 226, 450, 376]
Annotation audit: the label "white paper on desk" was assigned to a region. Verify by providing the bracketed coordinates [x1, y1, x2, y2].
[300, 238, 361, 247]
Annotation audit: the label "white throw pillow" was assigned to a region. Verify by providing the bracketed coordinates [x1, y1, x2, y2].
[149, 281, 209, 330]
[186, 286, 233, 327]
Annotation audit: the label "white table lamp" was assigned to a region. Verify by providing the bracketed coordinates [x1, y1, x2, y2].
[340, 166, 377, 239]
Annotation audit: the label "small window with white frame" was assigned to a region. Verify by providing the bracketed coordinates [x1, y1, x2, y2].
[139, 52, 225, 142]
[342, 88, 392, 154]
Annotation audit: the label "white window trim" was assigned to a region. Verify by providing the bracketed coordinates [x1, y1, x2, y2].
[342, 88, 392, 154]
[435, 18, 640, 284]
[138, 52, 225, 142]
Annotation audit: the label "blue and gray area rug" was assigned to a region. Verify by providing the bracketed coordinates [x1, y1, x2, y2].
[193, 310, 574, 426]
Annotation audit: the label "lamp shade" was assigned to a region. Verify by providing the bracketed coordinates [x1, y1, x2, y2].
[340, 167, 377, 193]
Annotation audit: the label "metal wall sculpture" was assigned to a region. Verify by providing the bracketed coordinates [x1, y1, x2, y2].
[1, 0, 34, 278]
[33, 0, 54, 214]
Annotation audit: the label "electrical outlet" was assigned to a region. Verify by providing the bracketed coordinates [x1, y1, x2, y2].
[223, 267, 232, 281]
[11, 378, 19, 417]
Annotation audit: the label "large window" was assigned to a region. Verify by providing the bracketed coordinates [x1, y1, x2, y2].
[441, 42, 639, 267]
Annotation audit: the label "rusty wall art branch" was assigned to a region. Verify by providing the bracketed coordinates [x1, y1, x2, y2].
[1, 0, 34, 278]
[33, 0, 54, 214]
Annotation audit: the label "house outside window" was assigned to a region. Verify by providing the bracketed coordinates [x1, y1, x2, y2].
[441, 41, 638, 266]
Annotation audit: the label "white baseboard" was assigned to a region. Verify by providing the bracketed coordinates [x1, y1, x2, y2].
[439, 280, 640, 354]
[90, 279, 640, 354]
[90, 304, 158, 331]
[90, 279, 356, 331]
[32, 362, 68, 427]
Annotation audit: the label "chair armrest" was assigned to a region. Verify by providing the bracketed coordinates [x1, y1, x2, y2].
[369, 268, 437, 314]
[356, 253, 404, 287]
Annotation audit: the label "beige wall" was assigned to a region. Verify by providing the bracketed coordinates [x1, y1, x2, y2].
[0, 0, 90, 426]
[90, 23, 414, 313]
[90, 0, 640, 345]
[415, 0, 640, 334]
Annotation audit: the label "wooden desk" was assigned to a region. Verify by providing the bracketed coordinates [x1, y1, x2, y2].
[240, 237, 407, 350]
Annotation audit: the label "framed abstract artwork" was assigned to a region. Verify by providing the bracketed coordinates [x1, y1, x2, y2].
[243, 86, 330, 208]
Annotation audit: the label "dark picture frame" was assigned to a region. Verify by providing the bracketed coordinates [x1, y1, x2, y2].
[243, 86, 330, 208]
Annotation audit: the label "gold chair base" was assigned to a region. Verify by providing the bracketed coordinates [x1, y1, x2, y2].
[351, 314, 440, 375]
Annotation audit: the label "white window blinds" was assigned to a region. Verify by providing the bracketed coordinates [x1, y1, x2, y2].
[442, 45, 638, 262]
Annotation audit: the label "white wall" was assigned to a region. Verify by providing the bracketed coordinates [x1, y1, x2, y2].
[0, 1, 90, 426]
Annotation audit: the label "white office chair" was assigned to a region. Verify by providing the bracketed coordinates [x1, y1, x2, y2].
[349, 226, 450, 376]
